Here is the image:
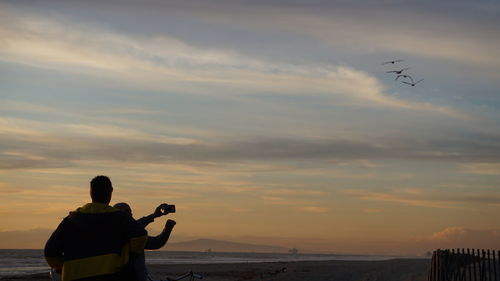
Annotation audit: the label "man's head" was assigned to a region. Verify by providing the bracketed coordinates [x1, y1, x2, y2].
[114, 202, 132, 217]
[90, 175, 113, 204]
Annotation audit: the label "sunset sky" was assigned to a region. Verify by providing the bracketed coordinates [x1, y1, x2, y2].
[1, 0, 500, 255]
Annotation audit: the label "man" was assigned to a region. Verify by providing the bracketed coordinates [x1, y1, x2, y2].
[114, 202, 176, 281]
[113, 202, 176, 250]
[44, 176, 148, 281]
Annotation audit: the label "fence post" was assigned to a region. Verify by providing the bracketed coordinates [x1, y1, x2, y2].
[438, 249, 442, 281]
[432, 250, 437, 281]
[429, 248, 500, 281]
[481, 250, 486, 281]
[473, 249, 478, 281]
[488, 250, 493, 281]
[460, 248, 467, 281]
[467, 248, 472, 281]
[496, 251, 500, 281]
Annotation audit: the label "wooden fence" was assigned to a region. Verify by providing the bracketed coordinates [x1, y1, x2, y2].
[429, 249, 500, 281]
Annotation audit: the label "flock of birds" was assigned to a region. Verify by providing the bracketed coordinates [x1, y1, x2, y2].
[382, 60, 424, 87]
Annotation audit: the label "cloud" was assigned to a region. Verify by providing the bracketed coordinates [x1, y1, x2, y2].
[424, 227, 500, 249]
[260, 196, 316, 206]
[0, 5, 466, 118]
[430, 226, 466, 241]
[264, 189, 325, 197]
[182, 0, 500, 77]
[345, 189, 452, 209]
[462, 163, 500, 175]
[0, 183, 22, 195]
[362, 209, 384, 213]
[257, 189, 328, 210]
[302, 206, 329, 213]
[1, 116, 500, 171]
[346, 188, 500, 208]
[230, 208, 250, 213]
[308, 15, 499, 73]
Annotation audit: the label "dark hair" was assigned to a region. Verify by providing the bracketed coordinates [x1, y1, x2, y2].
[90, 175, 113, 203]
[114, 202, 132, 216]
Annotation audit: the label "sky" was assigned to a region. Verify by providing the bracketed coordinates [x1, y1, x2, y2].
[0, 0, 500, 255]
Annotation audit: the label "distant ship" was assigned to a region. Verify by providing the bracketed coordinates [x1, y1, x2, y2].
[288, 248, 298, 254]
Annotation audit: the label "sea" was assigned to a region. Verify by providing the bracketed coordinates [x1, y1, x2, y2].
[0, 249, 409, 278]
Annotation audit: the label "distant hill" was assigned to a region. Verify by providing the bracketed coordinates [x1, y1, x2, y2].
[0, 229, 289, 253]
[164, 238, 288, 253]
[0, 228, 52, 249]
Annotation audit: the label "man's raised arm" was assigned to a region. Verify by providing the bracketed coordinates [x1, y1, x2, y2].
[145, 219, 176, 250]
[136, 203, 171, 229]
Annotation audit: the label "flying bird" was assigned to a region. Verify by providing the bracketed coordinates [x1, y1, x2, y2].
[402, 79, 424, 86]
[382, 60, 404, 65]
[387, 67, 410, 74]
[395, 74, 413, 81]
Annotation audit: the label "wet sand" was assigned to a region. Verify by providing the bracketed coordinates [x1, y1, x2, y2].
[2, 259, 430, 281]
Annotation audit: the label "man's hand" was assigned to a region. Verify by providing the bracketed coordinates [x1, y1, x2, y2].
[165, 219, 176, 231]
[153, 203, 168, 218]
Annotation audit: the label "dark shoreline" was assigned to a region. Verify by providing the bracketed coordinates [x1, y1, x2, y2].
[1, 259, 431, 281]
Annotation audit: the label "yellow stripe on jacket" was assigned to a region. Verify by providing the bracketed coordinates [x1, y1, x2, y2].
[61, 234, 148, 281]
[62, 245, 129, 281]
[129, 235, 148, 255]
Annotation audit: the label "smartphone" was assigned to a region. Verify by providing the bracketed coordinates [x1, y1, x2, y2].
[163, 204, 176, 214]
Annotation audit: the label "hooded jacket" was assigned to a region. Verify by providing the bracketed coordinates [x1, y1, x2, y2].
[44, 203, 148, 281]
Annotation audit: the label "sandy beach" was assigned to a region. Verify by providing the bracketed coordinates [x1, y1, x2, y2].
[2, 259, 430, 281]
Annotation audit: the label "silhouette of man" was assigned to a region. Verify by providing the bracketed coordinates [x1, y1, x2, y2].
[44, 176, 148, 281]
[113, 202, 176, 250]
[114, 202, 176, 281]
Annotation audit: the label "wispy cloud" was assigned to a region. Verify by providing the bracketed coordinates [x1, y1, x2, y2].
[0, 183, 23, 195]
[263, 189, 326, 197]
[186, 0, 500, 77]
[346, 188, 500, 208]
[260, 196, 316, 206]
[430, 226, 466, 241]
[422, 226, 500, 249]
[302, 206, 330, 213]
[0, 5, 467, 118]
[462, 163, 500, 175]
[1, 116, 500, 171]
[259, 189, 328, 211]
